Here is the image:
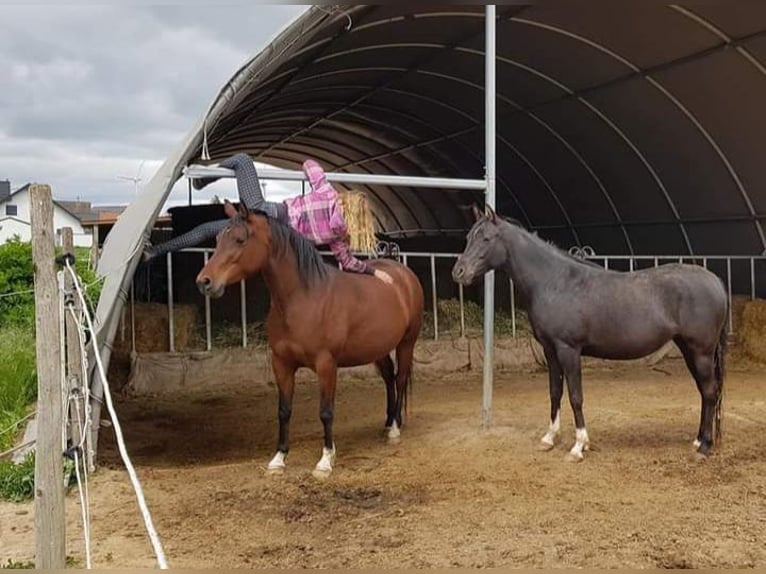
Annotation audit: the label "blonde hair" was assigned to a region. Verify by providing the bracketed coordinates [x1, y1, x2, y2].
[339, 190, 377, 255]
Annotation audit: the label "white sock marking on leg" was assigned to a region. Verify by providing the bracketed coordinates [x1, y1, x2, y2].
[268, 451, 286, 470]
[315, 444, 336, 473]
[569, 427, 589, 459]
[541, 410, 560, 446]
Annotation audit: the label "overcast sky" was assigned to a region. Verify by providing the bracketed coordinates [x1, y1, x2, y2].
[0, 3, 307, 211]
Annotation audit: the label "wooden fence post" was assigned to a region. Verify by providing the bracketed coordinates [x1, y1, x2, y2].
[31, 184, 66, 569]
[90, 224, 99, 270]
[62, 228, 84, 450]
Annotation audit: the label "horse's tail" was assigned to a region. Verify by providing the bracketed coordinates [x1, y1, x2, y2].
[713, 302, 728, 446]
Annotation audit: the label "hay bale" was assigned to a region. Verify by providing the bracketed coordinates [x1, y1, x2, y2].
[423, 298, 527, 338]
[731, 295, 749, 341]
[740, 298, 766, 363]
[114, 302, 200, 354]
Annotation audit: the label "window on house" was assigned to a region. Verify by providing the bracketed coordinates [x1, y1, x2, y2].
[5, 204, 17, 216]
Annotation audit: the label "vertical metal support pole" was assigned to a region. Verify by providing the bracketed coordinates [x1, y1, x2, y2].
[402, 253, 408, 267]
[120, 305, 126, 342]
[604, 258, 609, 270]
[430, 254, 438, 341]
[166, 252, 175, 352]
[482, 4, 497, 431]
[751, 257, 755, 300]
[629, 258, 634, 272]
[130, 279, 136, 355]
[510, 279, 516, 338]
[240, 280, 248, 348]
[188, 178, 192, 206]
[203, 252, 212, 351]
[702, 257, 707, 270]
[654, 256, 659, 268]
[458, 282, 466, 339]
[727, 258, 733, 335]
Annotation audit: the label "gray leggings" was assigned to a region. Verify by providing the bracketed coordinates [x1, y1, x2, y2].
[147, 154, 285, 258]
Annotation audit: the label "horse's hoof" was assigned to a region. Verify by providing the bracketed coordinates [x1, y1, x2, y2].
[267, 451, 287, 474]
[565, 451, 584, 463]
[694, 451, 708, 463]
[537, 440, 555, 451]
[311, 467, 332, 481]
[266, 466, 285, 476]
[387, 422, 401, 444]
[312, 445, 336, 480]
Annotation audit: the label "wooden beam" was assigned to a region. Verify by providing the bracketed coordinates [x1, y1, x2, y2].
[30, 184, 66, 569]
[62, 228, 84, 451]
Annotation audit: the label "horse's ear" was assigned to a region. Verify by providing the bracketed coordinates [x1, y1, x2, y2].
[237, 201, 250, 219]
[486, 204, 497, 224]
[471, 204, 483, 222]
[223, 200, 238, 219]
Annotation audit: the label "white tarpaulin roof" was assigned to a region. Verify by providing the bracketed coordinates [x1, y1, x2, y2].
[93, 7, 326, 367]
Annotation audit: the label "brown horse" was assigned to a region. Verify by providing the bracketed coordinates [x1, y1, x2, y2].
[196, 201, 424, 478]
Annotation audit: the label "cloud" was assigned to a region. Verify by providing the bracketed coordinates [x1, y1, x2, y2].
[0, 4, 306, 209]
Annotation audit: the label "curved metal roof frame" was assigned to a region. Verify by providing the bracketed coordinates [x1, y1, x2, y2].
[96, 3, 766, 332]
[185, 4, 766, 257]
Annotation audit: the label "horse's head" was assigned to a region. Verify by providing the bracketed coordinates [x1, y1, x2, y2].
[451, 204, 506, 285]
[196, 200, 270, 298]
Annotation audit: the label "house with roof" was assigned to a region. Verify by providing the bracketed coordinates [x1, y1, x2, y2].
[0, 180, 93, 247]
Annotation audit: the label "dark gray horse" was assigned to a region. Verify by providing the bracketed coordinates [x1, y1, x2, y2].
[452, 206, 728, 462]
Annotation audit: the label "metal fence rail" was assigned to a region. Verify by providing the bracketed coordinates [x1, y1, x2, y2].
[134, 250, 766, 354]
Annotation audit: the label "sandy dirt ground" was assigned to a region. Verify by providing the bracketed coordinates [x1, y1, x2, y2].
[2, 355, 766, 568]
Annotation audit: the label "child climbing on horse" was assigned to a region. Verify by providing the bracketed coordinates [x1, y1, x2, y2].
[144, 153, 393, 284]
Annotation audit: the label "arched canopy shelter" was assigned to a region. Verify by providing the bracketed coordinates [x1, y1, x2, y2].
[92, 4, 766, 456]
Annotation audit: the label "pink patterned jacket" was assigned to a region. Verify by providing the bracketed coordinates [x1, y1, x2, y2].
[284, 160, 373, 274]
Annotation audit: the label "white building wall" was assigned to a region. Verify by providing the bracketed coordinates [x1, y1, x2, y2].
[0, 217, 31, 243]
[0, 186, 92, 247]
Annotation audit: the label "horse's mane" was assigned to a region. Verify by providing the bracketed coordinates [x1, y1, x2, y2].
[499, 217, 604, 270]
[266, 217, 336, 287]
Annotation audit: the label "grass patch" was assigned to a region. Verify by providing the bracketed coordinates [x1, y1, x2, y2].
[2, 556, 81, 569]
[0, 451, 76, 503]
[0, 238, 101, 501]
[0, 452, 35, 502]
[2, 559, 34, 569]
[0, 326, 36, 453]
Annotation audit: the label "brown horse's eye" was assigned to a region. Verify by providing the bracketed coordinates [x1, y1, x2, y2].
[236, 237, 246, 245]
